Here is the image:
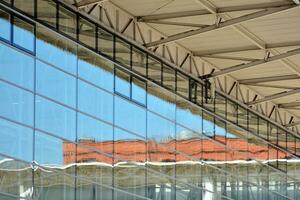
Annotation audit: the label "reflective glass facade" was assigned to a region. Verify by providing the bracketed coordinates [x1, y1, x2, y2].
[0, 1, 300, 200]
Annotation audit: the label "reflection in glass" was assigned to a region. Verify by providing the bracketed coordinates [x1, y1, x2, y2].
[0, 43, 34, 90]
[35, 96, 76, 141]
[163, 64, 175, 91]
[132, 77, 146, 105]
[14, 0, 34, 16]
[77, 113, 113, 156]
[36, 25, 77, 74]
[78, 47, 114, 91]
[115, 68, 130, 97]
[0, 8, 10, 41]
[176, 98, 202, 134]
[79, 17, 96, 49]
[215, 93, 226, 119]
[147, 84, 176, 121]
[35, 131, 76, 169]
[114, 128, 146, 199]
[78, 80, 113, 123]
[147, 112, 175, 148]
[148, 56, 161, 84]
[176, 72, 189, 99]
[36, 60, 76, 107]
[115, 37, 131, 68]
[97, 28, 114, 58]
[34, 168, 75, 200]
[13, 17, 35, 52]
[132, 47, 146, 76]
[37, 0, 57, 27]
[59, 6, 77, 39]
[0, 81, 34, 126]
[115, 96, 146, 137]
[0, 118, 33, 161]
[0, 155, 33, 198]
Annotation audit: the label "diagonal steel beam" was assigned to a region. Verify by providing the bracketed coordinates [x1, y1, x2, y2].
[137, 1, 293, 21]
[146, 20, 207, 28]
[144, 6, 293, 47]
[209, 48, 300, 78]
[278, 102, 300, 108]
[247, 89, 300, 105]
[238, 74, 299, 84]
[74, 0, 104, 8]
[193, 40, 300, 56]
[285, 121, 300, 127]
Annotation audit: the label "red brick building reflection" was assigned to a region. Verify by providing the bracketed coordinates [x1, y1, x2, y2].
[63, 136, 294, 165]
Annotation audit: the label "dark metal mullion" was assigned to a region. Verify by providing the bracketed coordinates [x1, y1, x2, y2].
[56, 2, 59, 31]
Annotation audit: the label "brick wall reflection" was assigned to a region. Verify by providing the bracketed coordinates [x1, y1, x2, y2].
[63, 136, 296, 165]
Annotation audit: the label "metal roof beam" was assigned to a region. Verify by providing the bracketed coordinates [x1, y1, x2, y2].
[210, 48, 300, 77]
[144, 6, 293, 47]
[138, 1, 293, 21]
[146, 20, 207, 28]
[74, 0, 104, 8]
[247, 89, 300, 105]
[202, 55, 258, 62]
[279, 102, 300, 108]
[193, 40, 300, 56]
[285, 121, 300, 127]
[238, 74, 299, 84]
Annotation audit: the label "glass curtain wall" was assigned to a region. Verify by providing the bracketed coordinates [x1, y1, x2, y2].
[0, 1, 300, 200]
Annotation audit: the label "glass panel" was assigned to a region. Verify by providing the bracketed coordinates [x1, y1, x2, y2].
[132, 47, 146, 76]
[237, 105, 248, 130]
[79, 17, 96, 49]
[132, 76, 146, 105]
[176, 72, 189, 98]
[1, 0, 11, 4]
[147, 83, 176, 121]
[147, 112, 176, 200]
[34, 132, 76, 199]
[97, 28, 113, 58]
[59, 5, 77, 39]
[203, 111, 214, 138]
[148, 56, 161, 84]
[78, 47, 114, 91]
[14, 0, 34, 16]
[227, 98, 238, 124]
[196, 83, 203, 106]
[37, 0, 57, 27]
[115, 37, 131, 68]
[0, 8, 10, 41]
[147, 112, 175, 149]
[0, 118, 33, 161]
[76, 154, 113, 200]
[215, 93, 226, 119]
[259, 118, 268, 140]
[0, 43, 34, 90]
[13, 17, 35, 52]
[114, 128, 146, 198]
[35, 95, 76, 141]
[78, 80, 113, 123]
[77, 113, 113, 157]
[36, 25, 77, 74]
[35, 130, 76, 169]
[0, 81, 33, 126]
[115, 68, 130, 97]
[35, 170, 75, 200]
[115, 96, 146, 137]
[36, 60, 76, 107]
[248, 111, 258, 135]
[163, 64, 175, 91]
[0, 155, 32, 198]
[176, 97, 202, 134]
